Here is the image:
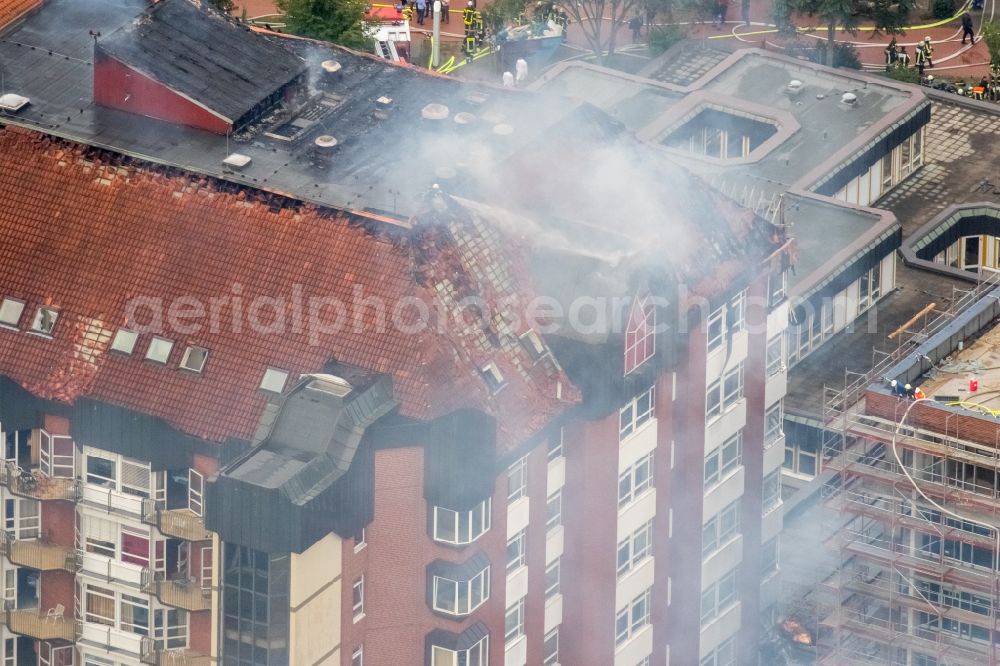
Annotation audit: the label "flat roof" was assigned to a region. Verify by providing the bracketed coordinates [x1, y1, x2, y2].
[918, 320, 1000, 405]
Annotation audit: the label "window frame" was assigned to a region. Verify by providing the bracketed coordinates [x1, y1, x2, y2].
[764, 402, 783, 448]
[507, 456, 528, 502]
[704, 431, 742, 489]
[707, 306, 725, 352]
[615, 588, 652, 646]
[432, 498, 492, 545]
[260, 367, 289, 393]
[505, 598, 525, 644]
[110, 328, 139, 354]
[145, 336, 174, 364]
[617, 519, 653, 577]
[432, 566, 490, 616]
[0, 298, 25, 328]
[546, 490, 562, 533]
[619, 387, 655, 440]
[30, 306, 59, 336]
[702, 501, 740, 559]
[544, 558, 560, 599]
[506, 529, 526, 573]
[179, 345, 209, 373]
[624, 293, 656, 375]
[352, 576, 365, 622]
[618, 452, 654, 508]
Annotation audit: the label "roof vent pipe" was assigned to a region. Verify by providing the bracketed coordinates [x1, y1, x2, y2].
[786, 80, 803, 95]
[421, 103, 450, 121]
[841, 92, 857, 105]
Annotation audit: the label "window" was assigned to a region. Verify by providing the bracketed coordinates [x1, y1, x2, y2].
[859, 263, 881, 312]
[783, 438, 817, 477]
[706, 364, 743, 421]
[618, 452, 654, 508]
[260, 367, 289, 393]
[145, 336, 174, 363]
[702, 501, 740, 558]
[433, 567, 490, 616]
[705, 431, 742, 489]
[765, 335, 783, 376]
[180, 346, 209, 372]
[768, 271, 786, 307]
[701, 569, 738, 625]
[120, 593, 150, 635]
[86, 455, 116, 487]
[506, 529, 526, 573]
[431, 636, 488, 666]
[352, 577, 365, 621]
[120, 457, 151, 498]
[354, 527, 366, 553]
[507, 456, 528, 502]
[707, 306, 724, 351]
[83, 514, 116, 558]
[351, 646, 363, 666]
[85, 584, 115, 627]
[543, 628, 559, 665]
[548, 429, 563, 461]
[0, 298, 24, 328]
[433, 498, 491, 545]
[505, 599, 525, 644]
[617, 519, 653, 576]
[30, 307, 58, 335]
[762, 537, 779, 576]
[762, 471, 781, 514]
[624, 293, 655, 374]
[545, 558, 560, 599]
[700, 637, 737, 666]
[764, 402, 783, 448]
[615, 588, 651, 646]
[120, 526, 150, 567]
[727, 291, 745, 333]
[110, 328, 139, 354]
[546, 490, 562, 532]
[620, 387, 655, 440]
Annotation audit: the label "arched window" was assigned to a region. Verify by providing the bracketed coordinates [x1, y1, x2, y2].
[624, 293, 655, 375]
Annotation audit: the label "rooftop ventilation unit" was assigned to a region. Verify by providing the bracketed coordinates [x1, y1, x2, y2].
[0, 94, 30, 112]
[321, 60, 342, 74]
[786, 80, 803, 96]
[841, 92, 858, 105]
[454, 112, 476, 125]
[422, 103, 450, 121]
[223, 153, 252, 171]
[311, 135, 338, 168]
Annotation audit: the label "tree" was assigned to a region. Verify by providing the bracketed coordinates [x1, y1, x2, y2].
[207, 0, 236, 12]
[557, 0, 639, 64]
[984, 20, 1000, 70]
[277, 0, 375, 50]
[788, 0, 912, 67]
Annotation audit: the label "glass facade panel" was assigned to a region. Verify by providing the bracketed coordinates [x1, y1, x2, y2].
[221, 543, 290, 666]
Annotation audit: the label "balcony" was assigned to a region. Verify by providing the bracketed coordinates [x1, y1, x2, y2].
[141, 570, 211, 612]
[143, 506, 211, 542]
[140, 638, 211, 666]
[0, 463, 77, 501]
[2, 604, 75, 641]
[1, 532, 77, 572]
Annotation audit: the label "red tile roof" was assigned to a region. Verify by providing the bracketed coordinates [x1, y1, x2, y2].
[0, 126, 576, 449]
[0, 0, 40, 30]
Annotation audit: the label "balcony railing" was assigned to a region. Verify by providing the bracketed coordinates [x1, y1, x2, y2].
[140, 638, 211, 666]
[1, 532, 78, 572]
[2, 603, 75, 641]
[0, 463, 77, 501]
[141, 504, 211, 542]
[141, 569, 211, 612]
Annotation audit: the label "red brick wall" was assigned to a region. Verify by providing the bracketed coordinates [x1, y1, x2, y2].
[192, 453, 219, 479]
[93, 53, 231, 135]
[39, 570, 73, 616]
[866, 389, 1000, 445]
[560, 412, 619, 666]
[340, 445, 506, 665]
[189, 610, 211, 655]
[651, 367, 676, 666]
[523, 439, 549, 665]
[41, 501, 74, 548]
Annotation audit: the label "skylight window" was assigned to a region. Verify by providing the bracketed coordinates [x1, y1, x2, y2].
[145, 336, 174, 364]
[180, 346, 209, 373]
[30, 307, 59, 335]
[260, 368, 289, 394]
[110, 329, 139, 354]
[0, 298, 25, 328]
[480, 363, 506, 393]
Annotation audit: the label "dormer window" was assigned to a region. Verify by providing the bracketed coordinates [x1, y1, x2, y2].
[30, 307, 59, 335]
[145, 336, 174, 364]
[110, 329, 139, 354]
[519, 330, 546, 361]
[180, 346, 209, 373]
[260, 368, 289, 394]
[0, 298, 25, 328]
[480, 364, 505, 393]
[624, 293, 655, 375]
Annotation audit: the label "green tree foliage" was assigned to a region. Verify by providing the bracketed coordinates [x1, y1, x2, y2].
[208, 0, 236, 12]
[482, 0, 528, 36]
[788, 0, 912, 66]
[557, 0, 640, 63]
[984, 20, 1000, 68]
[648, 24, 685, 54]
[277, 0, 375, 50]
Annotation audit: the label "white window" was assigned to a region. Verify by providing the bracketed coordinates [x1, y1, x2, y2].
[700, 637, 737, 666]
[765, 335, 783, 377]
[614, 588, 651, 646]
[764, 402, 783, 448]
[507, 456, 528, 502]
[431, 636, 488, 666]
[702, 501, 740, 558]
[546, 490, 562, 532]
[762, 537, 779, 576]
[859, 263, 882, 312]
[82, 514, 116, 558]
[120, 592, 149, 635]
[762, 470, 781, 514]
[505, 598, 525, 644]
[86, 453, 116, 487]
[728, 291, 745, 333]
[706, 364, 743, 421]
[768, 272, 786, 307]
[701, 569, 738, 625]
[783, 439, 818, 477]
[432, 567, 490, 615]
[84, 583, 115, 627]
[354, 527, 366, 553]
[351, 646, 363, 666]
[110, 328, 139, 354]
[30, 307, 58, 335]
[707, 305, 724, 351]
[617, 519, 653, 576]
[545, 558, 560, 599]
[0, 298, 24, 328]
[618, 452, 654, 508]
[260, 367, 289, 393]
[620, 387, 655, 440]
[180, 346, 209, 372]
[506, 529, 526, 573]
[543, 628, 559, 665]
[704, 431, 742, 489]
[433, 498, 491, 545]
[548, 429, 563, 461]
[145, 336, 174, 363]
[352, 577, 364, 621]
[120, 457, 151, 498]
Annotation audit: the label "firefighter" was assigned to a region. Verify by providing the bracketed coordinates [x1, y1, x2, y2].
[884, 37, 897, 71]
[916, 38, 933, 75]
[463, 1, 475, 27]
[921, 36, 934, 67]
[896, 45, 910, 69]
[473, 9, 485, 38]
[402, 3, 414, 21]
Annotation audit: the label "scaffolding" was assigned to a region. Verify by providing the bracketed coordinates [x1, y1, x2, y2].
[819, 274, 1000, 666]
